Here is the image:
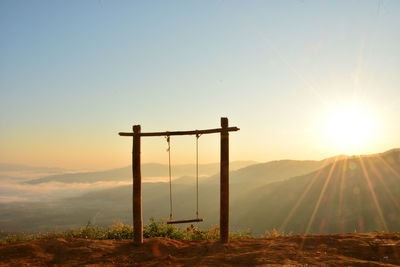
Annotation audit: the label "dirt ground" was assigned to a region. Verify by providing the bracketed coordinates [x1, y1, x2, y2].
[1, 233, 399, 266]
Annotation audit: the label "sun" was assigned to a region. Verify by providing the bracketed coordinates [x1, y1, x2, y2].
[322, 106, 376, 151]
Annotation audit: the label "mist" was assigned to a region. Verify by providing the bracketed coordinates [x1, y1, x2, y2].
[0, 180, 132, 203]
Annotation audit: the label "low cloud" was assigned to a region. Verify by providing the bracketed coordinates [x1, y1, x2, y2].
[0, 174, 183, 204]
[0, 180, 132, 203]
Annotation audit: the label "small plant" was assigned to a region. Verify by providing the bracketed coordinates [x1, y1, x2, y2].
[74, 220, 107, 239]
[206, 226, 221, 239]
[105, 220, 133, 239]
[264, 229, 289, 238]
[143, 218, 185, 239]
[230, 228, 253, 239]
[1, 233, 36, 243]
[184, 225, 206, 240]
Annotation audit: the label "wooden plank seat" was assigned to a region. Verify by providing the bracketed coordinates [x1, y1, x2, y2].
[167, 218, 203, 224]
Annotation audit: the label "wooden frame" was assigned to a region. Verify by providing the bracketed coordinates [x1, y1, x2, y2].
[119, 117, 239, 245]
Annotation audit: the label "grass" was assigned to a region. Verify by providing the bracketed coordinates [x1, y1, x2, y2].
[264, 229, 292, 238]
[0, 218, 258, 243]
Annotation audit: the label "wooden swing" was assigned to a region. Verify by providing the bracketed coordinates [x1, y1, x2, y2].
[165, 134, 203, 224]
[119, 117, 240, 244]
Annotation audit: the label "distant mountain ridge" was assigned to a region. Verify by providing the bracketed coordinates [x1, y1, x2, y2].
[0, 163, 69, 181]
[0, 163, 65, 172]
[235, 148, 400, 234]
[2, 149, 400, 235]
[25, 161, 256, 184]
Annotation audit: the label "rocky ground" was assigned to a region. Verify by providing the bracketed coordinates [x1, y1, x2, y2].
[1, 233, 400, 266]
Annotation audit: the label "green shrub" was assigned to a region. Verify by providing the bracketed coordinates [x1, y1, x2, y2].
[105, 220, 133, 239]
[184, 224, 211, 240]
[143, 218, 185, 239]
[0, 218, 258, 243]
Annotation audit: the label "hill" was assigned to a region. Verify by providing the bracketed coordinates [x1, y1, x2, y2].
[1, 234, 399, 266]
[25, 161, 256, 184]
[0, 163, 67, 182]
[235, 149, 400, 234]
[227, 158, 331, 185]
[0, 158, 329, 232]
[1, 149, 400, 235]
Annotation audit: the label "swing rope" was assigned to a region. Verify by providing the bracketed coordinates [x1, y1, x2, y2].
[166, 133, 202, 222]
[166, 136, 173, 220]
[195, 133, 201, 218]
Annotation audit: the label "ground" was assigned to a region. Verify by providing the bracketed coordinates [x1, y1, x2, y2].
[1, 233, 400, 266]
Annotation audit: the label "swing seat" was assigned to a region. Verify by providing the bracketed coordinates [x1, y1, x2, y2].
[167, 218, 203, 224]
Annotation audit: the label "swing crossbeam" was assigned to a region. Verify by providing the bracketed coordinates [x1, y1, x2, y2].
[119, 126, 239, 137]
[167, 218, 204, 224]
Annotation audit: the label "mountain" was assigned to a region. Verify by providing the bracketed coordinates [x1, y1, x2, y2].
[0, 158, 329, 232]
[172, 159, 328, 186]
[228, 159, 330, 185]
[25, 161, 256, 184]
[0, 163, 68, 182]
[233, 148, 400, 234]
[1, 149, 400, 235]
[0, 163, 65, 173]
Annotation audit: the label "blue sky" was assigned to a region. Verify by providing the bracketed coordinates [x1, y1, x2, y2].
[1, 1, 400, 169]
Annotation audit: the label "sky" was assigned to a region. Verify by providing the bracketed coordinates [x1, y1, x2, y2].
[1, 0, 400, 170]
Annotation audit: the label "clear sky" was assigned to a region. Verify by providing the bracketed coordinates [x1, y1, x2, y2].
[1, 0, 400, 170]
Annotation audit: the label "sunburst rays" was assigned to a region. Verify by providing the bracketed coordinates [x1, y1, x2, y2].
[278, 150, 400, 253]
[303, 159, 338, 234]
[278, 160, 332, 232]
[366, 156, 400, 212]
[357, 156, 388, 231]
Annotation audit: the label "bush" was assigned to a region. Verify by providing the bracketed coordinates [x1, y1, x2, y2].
[143, 218, 185, 239]
[184, 224, 215, 240]
[0, 218, 258, 243]
[105, 220, 133, 239]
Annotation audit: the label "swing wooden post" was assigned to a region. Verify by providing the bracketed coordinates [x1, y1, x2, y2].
[132, 125, 143, 245]
[220, 117, 229, 243]
[119, 118, 239, 245]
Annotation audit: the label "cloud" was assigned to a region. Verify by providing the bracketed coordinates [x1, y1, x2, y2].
[0, 196, 30, 203]
[0, 173, 183, 204]
[0, 180, 132, 203]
